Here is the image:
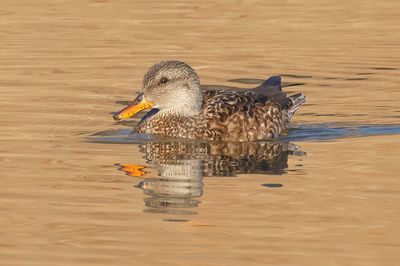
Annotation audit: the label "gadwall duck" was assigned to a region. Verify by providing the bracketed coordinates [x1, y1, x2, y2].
[113, 61, 305, 141]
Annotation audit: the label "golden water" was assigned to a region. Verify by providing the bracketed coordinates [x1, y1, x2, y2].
[1, 0, 400, 265]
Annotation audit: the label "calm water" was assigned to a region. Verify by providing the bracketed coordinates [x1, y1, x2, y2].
[1, 0, 400, 265]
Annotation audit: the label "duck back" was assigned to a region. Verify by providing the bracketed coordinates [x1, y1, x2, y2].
[202, 76, 305, 141]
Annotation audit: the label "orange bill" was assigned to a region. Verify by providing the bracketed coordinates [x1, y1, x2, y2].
[116, 163, 146, 177]
[113, 93, 154, 121]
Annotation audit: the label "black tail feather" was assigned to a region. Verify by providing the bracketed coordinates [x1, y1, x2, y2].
[252, 76, 283, 98]
[251, 76, 305, 118]
[286, 93, 306, 118]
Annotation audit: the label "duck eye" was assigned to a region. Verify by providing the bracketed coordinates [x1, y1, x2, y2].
[160, 77, 169, 84]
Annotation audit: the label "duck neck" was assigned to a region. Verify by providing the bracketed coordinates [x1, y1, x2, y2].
[157, 103, 202, 117]
[157, 87, 203, 117]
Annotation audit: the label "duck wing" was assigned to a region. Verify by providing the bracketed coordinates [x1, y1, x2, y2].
[203, 75, 304, 117]
[252, 76, 305, 118]
[203, 89, 257, 122]
[201, 76, 305, 141]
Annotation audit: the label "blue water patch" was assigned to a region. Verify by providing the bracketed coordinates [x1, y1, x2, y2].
[285, 124, 400, 141]
[91, 129, 154, 144]
[91, 124, 400, 144]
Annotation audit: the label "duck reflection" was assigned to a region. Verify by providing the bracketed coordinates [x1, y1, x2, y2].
[137, 158, 203, 215]
[117, 140, 304, 215]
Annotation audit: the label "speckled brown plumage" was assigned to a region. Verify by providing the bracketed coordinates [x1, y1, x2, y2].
[115, 61, 306, 141]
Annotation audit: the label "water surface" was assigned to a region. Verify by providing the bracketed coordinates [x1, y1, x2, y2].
[1, 0, 400, 265]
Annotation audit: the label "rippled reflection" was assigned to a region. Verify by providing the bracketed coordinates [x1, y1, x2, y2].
[117, 140, 305, 216]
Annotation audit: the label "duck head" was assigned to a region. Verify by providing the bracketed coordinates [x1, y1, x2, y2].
[113, 61, 203, 121]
